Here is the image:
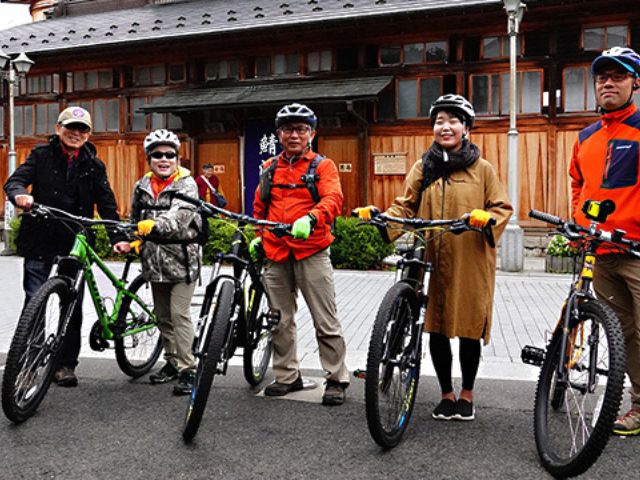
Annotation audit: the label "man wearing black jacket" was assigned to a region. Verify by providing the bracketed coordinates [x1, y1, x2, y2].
[4, 106, 121, 387]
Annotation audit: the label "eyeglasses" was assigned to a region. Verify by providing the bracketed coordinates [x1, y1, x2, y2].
[63, 123, 91, 133]
[149, 151, 178, 160]
[280, 126, 311, 135]
[594, 72, 634, 84]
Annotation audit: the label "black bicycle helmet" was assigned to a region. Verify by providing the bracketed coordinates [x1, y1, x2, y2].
[429, 94, 476, 128]
[275, 103, 318, 129]
[591, 46, 640, 77]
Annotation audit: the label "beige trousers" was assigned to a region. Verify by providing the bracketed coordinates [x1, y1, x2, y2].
[151, 281, 197, 372]
[594, 254, 640, 408]
[263, 249, 349, 385]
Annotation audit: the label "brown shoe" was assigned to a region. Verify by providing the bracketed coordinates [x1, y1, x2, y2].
[322, 381, 347, 406]
[264, 375, 304, 397]
[53, 367, 78, 388]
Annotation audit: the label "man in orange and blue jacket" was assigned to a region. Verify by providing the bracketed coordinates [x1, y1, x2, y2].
[569, 47, 640, 436]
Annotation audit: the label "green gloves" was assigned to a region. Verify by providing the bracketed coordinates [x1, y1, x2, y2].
[292, 215, 313, 240]
[249, 236, 262, 258]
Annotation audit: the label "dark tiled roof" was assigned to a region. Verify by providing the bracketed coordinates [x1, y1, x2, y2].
[139, 75, 394, 112]
[0, 0, 501, 55]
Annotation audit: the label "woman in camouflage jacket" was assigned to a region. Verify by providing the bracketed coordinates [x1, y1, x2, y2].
[114, 129, 201, 395]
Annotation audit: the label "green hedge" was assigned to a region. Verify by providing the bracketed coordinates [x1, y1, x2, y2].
[11, 215, 393, 270]
[330, 216, 394, 270]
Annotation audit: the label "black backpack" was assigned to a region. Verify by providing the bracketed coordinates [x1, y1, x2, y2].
[259, 154, 324, 205]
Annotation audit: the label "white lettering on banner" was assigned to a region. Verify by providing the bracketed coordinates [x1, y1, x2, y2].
[259, 134, 277, 156]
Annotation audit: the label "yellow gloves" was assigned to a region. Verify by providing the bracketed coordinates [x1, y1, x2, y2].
[137, 219, 156, 236]
[353, 205, 380, 220]
[129, 239, 142, 255]
[467, 209, 492, 228]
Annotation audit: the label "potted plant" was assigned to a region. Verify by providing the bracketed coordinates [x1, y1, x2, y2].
[545, 234, 578, 273]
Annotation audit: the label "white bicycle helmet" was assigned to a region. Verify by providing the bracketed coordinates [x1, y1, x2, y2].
[591, 46, 640, 76]
[429, 94, 476, 128]
[143, 129, 180, 154]
[275, 103, 318, 129]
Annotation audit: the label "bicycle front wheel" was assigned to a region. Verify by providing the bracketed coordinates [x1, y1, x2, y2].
[183, 280, 235, 443]
[365, 282, 422, 449]
[243, 287, 273, 387]
[2, 278, 72, 423]
[115, 274, 162, 377]
[534, 300, 625, 478]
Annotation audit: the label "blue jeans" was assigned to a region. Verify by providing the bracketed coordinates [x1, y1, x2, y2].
[23, 259, 83, 369]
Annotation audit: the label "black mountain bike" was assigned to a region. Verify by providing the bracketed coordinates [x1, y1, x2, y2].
[521, 201, 636, 478]
[172, 193, 290, 443]
[2, 204, 160, 423]
[356, 210, 495, 448]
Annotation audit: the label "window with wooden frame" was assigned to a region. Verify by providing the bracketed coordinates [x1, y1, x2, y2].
[563, 66, 596, 112]
[397, 77, 443, 118]
[167, 63, 187, 83]
[204, 59, 240, 80]
[14, 103, 57, 136]
[481, 35, 522, 59]
[133, 65, 166, 86]
[76, 98, 120, 133]
[129, 96, 182, 132]
[18, 74, 59, 96]
[380, 41, 448, 66]
[254, 53, 300, 77]
[307, 50, 333, 73]
[470, 70, 542, 115]
[14, 105, 34, 136]
[68, 70, 113, 92]
[582, 24, 629, 51]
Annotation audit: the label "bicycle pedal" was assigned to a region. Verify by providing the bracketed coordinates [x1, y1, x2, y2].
[521, 345, 545, 366]
[353, 369, 366, 380]
[266, 310, 281, 327]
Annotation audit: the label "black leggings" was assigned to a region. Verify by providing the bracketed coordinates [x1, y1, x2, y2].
[429, 333, 481, 394]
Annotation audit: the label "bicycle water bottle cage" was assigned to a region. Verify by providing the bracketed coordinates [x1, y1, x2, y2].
[582, 199, 615, 223]
[56, 256, 84, 281]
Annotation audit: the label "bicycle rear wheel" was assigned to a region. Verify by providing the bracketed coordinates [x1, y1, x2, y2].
[534, 300, 625, 478]
[243, 287, 273, 387]
[115, 274, 162, 377]
[365, 282, 422, 448]
[183, 280, 235, 443]
[2, 278, 72, 423]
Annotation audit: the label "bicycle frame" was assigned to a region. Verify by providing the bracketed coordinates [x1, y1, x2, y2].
[51, 233, 156, 341]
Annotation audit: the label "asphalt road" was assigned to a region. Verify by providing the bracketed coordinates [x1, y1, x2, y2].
[0, 357, 637, 480]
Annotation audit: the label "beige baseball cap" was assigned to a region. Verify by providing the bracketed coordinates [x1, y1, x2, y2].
[57, 106, 92, 129]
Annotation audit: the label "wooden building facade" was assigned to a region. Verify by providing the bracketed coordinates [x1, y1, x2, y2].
[1, 0, 639, 223]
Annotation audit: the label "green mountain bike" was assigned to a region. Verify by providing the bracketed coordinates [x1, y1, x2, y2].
[1, 204, 161, 423]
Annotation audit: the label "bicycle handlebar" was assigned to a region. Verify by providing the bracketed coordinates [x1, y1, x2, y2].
[529, 209, 640, 257]
[27, 203, 137, 234]
[171, 192, 292, 236]
[351, 209, 496, 248]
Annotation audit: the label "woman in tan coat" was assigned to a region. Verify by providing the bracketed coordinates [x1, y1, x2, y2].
[356, 95, 512, 421]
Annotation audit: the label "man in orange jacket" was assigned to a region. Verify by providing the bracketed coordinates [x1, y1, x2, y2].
[251, 103, 349, 405]
[569, 47, 640, 436]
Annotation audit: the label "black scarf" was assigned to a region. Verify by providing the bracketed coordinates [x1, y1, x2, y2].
[420, 139, 481, 191]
